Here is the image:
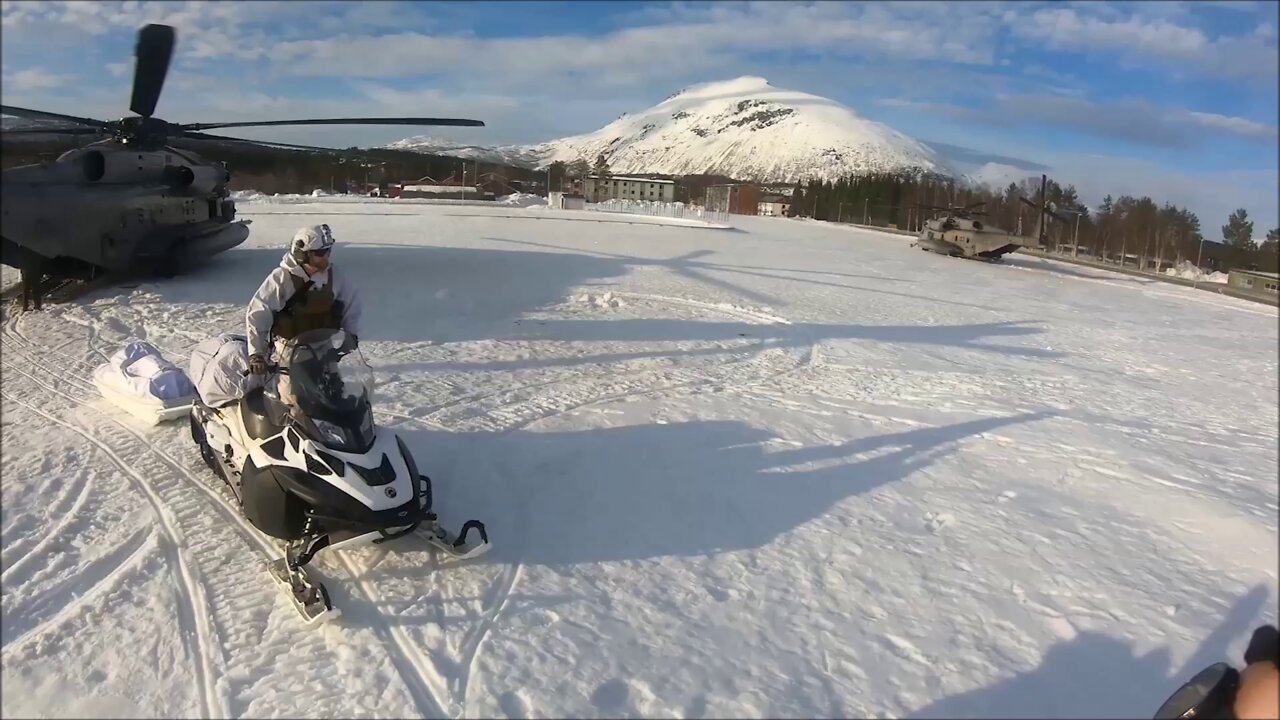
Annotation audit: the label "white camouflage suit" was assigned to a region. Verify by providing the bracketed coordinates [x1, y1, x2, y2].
[245, 225, 363, 406]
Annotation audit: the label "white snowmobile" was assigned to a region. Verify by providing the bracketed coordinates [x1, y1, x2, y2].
[188, 328, 490, 625]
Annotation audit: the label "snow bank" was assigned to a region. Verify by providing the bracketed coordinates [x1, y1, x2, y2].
[1164, 260, 1229, 284]
[496, 192, 545, 207]
[231, 191, 500, 208]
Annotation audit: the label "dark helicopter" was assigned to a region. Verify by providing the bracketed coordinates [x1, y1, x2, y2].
[1, 23, 485, 310]
[914, 201, 1023, 260]
[913, 175, 1070, 261]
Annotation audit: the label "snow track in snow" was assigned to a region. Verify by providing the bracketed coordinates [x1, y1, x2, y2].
[0, 384, 225, 718]
[3, 201, 1275, 718]
[1, 330, 449, 717]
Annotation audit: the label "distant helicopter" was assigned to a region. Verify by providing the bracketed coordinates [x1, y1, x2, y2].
[914, 201, 1023, 260]
[1, 23, 485, 310]
[913, 175, 1068, 261]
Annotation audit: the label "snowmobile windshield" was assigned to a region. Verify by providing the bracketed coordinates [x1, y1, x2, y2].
[284, 329, 373, 423]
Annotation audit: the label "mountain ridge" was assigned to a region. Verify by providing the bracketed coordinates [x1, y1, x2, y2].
[386, 76, 1045, 188]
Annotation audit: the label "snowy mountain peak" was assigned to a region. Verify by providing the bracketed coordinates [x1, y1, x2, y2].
[522, 77, 946, 183]
[386, 77, 975, 183]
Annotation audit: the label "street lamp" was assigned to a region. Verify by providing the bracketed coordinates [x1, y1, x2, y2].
[1193, 234, 1206, 289]
[1056, 208, 1085, 258]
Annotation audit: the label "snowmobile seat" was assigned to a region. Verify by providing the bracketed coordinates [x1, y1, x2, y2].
[242, 386, 285, 440]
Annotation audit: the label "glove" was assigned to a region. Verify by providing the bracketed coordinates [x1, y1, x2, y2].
[1244, 625, 1278, 666]
[247, 354, 268, 375]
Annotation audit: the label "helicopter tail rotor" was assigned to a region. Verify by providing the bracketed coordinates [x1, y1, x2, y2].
[130, 24, 175, 119]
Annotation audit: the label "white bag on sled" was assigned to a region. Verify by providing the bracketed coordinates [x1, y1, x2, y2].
[189, 333, 260, 408]
[92, 341, 196, 425]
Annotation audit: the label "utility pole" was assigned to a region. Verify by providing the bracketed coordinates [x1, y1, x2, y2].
[1194, 234, 1206, 289]
[863, 197, 869, 225]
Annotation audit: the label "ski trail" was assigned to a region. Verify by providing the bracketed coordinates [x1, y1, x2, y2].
[453, 562, 523, 717]
[4, 528, 156, 650]
[0, 349, 352, 717]
[333, 553, 452, 718]
[411, 347, 806, 436]
[2, 331, 464, 716]
[0, 390, 224, 719]
[1, 468, 95, 587]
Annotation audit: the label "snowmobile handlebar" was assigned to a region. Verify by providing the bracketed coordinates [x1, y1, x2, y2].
[1154, 625, 1277, 719]
[242, 365, 289, 377]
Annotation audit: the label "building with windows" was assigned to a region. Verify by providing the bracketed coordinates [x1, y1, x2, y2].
[583, 175, 676, 203]
[1228, 269, 1279, 295]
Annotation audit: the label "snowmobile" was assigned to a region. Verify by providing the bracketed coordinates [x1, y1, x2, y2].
[188, 328, 490, 625]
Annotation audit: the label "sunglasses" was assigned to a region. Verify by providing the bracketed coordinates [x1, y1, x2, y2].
[309, 248, 331, 257]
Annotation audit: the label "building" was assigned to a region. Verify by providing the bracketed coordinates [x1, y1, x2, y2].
[757, 194, 790, 217]
[706, 183, 761, 215]
[582, 175, 676, 203]
[1228, 269, 1279, 295]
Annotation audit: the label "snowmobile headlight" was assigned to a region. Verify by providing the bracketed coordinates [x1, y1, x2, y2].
[313, 418, 348, 446]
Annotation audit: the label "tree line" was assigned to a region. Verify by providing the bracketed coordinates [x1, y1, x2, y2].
[786, 171, 1278, 272]
[4, 137, 1274, 272]
[0, 137, 544, 196]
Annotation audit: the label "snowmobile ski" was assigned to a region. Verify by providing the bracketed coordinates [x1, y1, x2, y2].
[418, 515, 491, 561]
[267, 557, 340, 626]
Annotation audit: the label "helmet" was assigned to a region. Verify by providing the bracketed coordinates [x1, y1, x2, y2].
[290, 224, 336, 263]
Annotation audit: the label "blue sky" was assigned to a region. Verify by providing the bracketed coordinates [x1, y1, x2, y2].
[3, 0, 1277, 230]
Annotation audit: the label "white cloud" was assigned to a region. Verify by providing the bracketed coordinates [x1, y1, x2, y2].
[3, 67, 71, 91]
[1185, 111, 1276, 141]
[875, 93, 1276, 147]
[1010, 6, 1278, 80]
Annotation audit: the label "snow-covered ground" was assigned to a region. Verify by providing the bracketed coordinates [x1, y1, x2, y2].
[2, 201, 1276, 719]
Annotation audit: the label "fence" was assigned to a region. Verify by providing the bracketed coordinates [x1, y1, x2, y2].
[587, 199, 731, 226]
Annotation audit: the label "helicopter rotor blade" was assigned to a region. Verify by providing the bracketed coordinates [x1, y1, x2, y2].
[964, 200, 987, 209]
[179, 130, 353, 153]
[130, 24, 176, 118]
[1018, 196, 1041, 212]
[1, 105, 114, 131]
[0, 126, 107, 136]
[179, 117, 486, 131]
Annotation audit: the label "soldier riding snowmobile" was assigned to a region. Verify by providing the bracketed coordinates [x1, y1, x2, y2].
[187, 223, 489, 625]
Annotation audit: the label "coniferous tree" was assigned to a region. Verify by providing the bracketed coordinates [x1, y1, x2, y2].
[1222, 208, 1255, 250]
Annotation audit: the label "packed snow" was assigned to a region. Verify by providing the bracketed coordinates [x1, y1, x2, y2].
[1165, 260, 1230, 284]
[2, 199, 1276, 719]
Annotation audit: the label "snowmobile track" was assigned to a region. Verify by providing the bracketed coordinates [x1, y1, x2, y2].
[2, 338, 365, 716]
[452, 561, 523, 717]
[332, 553, 452, 718]
[0, 389, 226, 719]
[1, 461, 95, 589]
[4, 526, 156, 651]
[2, 327, 473, 717]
